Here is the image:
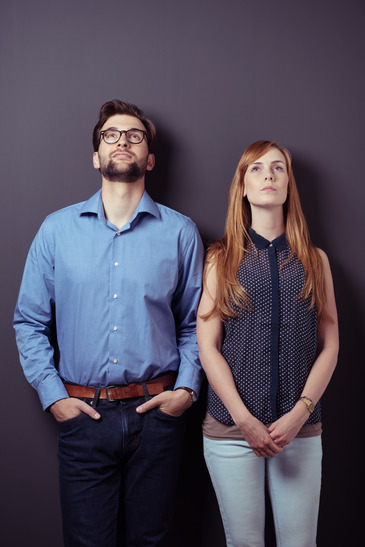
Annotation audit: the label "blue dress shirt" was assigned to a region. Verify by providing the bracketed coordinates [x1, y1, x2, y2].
[14, 190, 204, 410]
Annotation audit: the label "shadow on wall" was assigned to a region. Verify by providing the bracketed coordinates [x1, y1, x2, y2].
[291, 157, 324, 247]
[170, 384, 223, 547]
[317, 257, 363, 545]
[144, 122, 174, 206]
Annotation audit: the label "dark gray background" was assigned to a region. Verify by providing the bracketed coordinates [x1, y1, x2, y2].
[1, 0, 364, 545]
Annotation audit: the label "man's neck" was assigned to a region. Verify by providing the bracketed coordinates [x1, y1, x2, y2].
[101, 178, 145, 230]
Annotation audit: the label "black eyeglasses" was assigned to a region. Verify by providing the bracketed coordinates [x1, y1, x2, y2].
[100, 129, 146, 145]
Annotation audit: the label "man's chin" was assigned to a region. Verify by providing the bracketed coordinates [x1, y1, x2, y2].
[105, 175, 138, 184]
[101, 162, 146, 183]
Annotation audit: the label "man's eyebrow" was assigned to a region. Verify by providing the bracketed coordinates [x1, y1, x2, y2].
[103, 126, 142, 131]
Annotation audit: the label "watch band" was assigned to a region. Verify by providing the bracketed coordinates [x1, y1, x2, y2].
[299, 396, 315, 413]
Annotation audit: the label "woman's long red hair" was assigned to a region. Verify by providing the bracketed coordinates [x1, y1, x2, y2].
[204, 140, 327, 323]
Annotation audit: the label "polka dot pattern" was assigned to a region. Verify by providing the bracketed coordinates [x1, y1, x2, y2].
[207, 231, 320, 426]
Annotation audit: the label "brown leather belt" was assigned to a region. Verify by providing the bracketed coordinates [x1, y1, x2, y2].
[64, 372, 177, 401]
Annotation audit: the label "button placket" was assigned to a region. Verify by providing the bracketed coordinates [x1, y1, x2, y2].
[110, 230, 122, 367]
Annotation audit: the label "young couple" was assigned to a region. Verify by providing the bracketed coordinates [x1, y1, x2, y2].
[14, 99, 338, 546]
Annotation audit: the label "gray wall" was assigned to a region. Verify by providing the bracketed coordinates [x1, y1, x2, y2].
[1, 0, 364, 545]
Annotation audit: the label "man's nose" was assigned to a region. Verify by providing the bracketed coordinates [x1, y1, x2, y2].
[117, 132, 130, 147]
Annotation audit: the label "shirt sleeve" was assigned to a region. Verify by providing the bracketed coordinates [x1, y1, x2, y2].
[13, 219, 69, 410]
[172, 223, 205, 396]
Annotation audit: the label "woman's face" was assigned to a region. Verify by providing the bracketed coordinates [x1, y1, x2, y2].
[243, 148, 289, 209]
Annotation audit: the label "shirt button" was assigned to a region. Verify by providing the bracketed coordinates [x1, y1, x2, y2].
[113, 294, 118, 299]
[114, 261, 119, 267]
[113, 326, 118, 331]
[113, 358, 118, 364]
[116, 232, 121, 236]
[269, 243, 273, 247]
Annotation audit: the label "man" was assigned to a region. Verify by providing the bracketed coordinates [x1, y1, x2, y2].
[14, 100, 204, 546]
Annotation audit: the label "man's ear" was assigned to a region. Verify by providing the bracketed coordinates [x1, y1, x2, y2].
[146, 154, 155, 171]
[93, 152, 100, 170]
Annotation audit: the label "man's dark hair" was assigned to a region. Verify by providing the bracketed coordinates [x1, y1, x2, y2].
[92, 99, 156, 153]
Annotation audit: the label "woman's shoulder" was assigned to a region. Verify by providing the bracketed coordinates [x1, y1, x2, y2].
[205, 242, 224, 268]
[314, 247, 332, 272]
[315, 247, 329, 261]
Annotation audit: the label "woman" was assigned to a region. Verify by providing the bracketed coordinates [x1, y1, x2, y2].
[197, 141, 339, 547]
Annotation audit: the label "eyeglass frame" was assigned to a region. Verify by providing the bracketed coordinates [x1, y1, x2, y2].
[100, 128, 147, 145]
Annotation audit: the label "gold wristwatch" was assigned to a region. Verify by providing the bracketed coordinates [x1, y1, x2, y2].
[299, 396, 315, 413]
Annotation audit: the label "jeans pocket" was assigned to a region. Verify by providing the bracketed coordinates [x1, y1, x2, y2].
[57, 411, 85, 428]
[154, 407, 185, 421]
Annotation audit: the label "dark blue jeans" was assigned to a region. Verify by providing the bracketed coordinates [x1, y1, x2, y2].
[57, 396, 186, 546]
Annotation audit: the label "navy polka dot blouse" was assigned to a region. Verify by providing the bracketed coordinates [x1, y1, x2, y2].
[207, 228, 321, 426]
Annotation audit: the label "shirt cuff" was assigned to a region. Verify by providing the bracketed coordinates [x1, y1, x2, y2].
[37, 375, 70, 411]
[174, 364, 205, 399]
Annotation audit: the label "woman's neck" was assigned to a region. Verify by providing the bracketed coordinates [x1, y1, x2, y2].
[250, 206, 285, 242]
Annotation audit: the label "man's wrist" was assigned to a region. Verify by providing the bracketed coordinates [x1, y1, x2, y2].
[174, 386, 197, 403]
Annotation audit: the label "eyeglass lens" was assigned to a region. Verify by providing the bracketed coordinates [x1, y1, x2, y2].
[102, 129, 144, 144]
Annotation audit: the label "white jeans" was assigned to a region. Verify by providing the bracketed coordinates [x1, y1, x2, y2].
[204, 436, 322, 547]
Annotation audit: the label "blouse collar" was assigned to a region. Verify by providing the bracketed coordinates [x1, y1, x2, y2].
[248, 227, 287, 251]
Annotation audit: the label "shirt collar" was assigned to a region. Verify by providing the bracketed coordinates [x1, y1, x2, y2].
[79, 189, 161, 221]
[79, 190, 102, 216]
[135, 190, 160, 219]
[248, 227, 287, 251]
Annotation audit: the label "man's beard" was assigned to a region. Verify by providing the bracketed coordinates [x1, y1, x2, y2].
[100, 157, 148, 183]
